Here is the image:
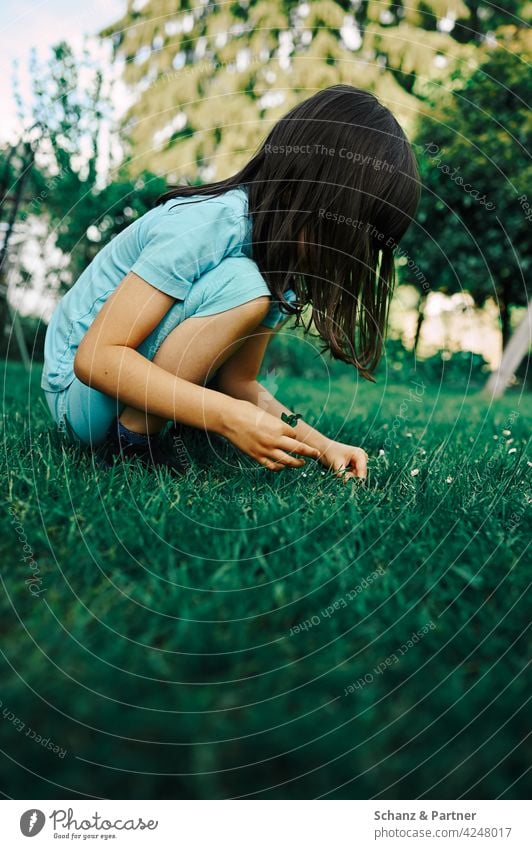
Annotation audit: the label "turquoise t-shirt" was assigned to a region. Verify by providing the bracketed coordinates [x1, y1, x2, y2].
[41, 187, 296, 393]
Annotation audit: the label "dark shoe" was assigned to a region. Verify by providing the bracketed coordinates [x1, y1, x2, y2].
[98, 421, 189, 475]
[167, 422, 228, 455]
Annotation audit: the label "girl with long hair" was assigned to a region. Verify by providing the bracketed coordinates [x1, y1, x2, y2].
[42, 84, 420, 479]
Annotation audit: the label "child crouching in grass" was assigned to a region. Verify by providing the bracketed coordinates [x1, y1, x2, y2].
[42, 85, 419, 480]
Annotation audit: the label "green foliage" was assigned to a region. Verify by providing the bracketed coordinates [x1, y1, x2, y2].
[100, 0, 524, 177]
[253, 324, 494, 389]
[3, 42, 167, 296]
[19, 41, 107, 253]
[1, 360, 530, 798]
[401, 28, 532, 337]
[48, 169, 167, 294]
[0, 148, 19, 200]
[373, 338, 492, 388]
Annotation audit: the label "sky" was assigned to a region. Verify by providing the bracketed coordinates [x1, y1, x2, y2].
[0, 0, 126, 140]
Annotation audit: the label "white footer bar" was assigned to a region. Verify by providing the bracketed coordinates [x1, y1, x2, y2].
[1, 799, 527, 848]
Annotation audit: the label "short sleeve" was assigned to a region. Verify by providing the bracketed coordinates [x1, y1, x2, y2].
[260, 288, 298, 329]
[131, 199, 244, 300]
[192, 256, 271, 318]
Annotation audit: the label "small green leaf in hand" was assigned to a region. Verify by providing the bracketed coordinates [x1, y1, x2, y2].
[281, 412, 303, 428]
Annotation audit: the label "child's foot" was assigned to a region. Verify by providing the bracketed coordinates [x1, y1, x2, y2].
[166, 422, 227, 454]
[98, 420, 190, 475]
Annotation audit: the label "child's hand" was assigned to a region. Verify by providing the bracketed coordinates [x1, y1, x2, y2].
[319, 440, 368, 482]
[224, 401, 321, 471]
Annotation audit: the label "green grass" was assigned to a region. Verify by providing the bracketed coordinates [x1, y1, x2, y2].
[0, 357, 530, 799]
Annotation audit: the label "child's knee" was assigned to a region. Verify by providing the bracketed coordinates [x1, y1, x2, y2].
[61, 379, 122, 446]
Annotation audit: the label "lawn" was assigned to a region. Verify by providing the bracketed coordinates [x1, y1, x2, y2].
[0, 353, 530, 800]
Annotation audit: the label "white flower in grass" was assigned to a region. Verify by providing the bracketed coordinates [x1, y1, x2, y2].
[378, 449, 385, 457]
[446, 476, 453, 484]
[411, 468, 420, 477]
[508, 448, 517, 454]
[502, 429, 511, 436]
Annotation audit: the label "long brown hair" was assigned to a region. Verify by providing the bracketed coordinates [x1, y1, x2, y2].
[158, 85, 420, 380]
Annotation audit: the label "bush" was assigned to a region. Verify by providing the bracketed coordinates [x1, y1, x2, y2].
[268, 330, 493, 388]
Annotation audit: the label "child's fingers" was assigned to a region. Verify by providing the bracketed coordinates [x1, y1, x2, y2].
[269, 449, 306, 468]
[342, 470, 358, 483]
[279, 436, 320, 459]
[334, 459, 366, 483]
[259, 458, 286, 472]
[354, 451, 368, 478]
[342, 466, 366, 484]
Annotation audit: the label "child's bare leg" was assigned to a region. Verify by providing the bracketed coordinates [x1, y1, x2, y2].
[119, 297, 269, 434]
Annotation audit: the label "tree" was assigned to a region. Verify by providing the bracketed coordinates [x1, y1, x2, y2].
[0, 137, 38, 356]
[401, 25, 531, 351]
[0, 40, 112, 354]
[0, 41, 167, 358]
[25, 43, 168, 290]
[21, 42, 119, 288]
[100, 0, 521, 179]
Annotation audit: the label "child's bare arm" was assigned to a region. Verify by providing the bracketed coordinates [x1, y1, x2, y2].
[215, 323, 368, 479]
[226, 378, 367, 480]
[73, 273, 319, 469]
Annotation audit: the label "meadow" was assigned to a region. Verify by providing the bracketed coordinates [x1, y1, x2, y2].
[0, 346, 530, 799]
